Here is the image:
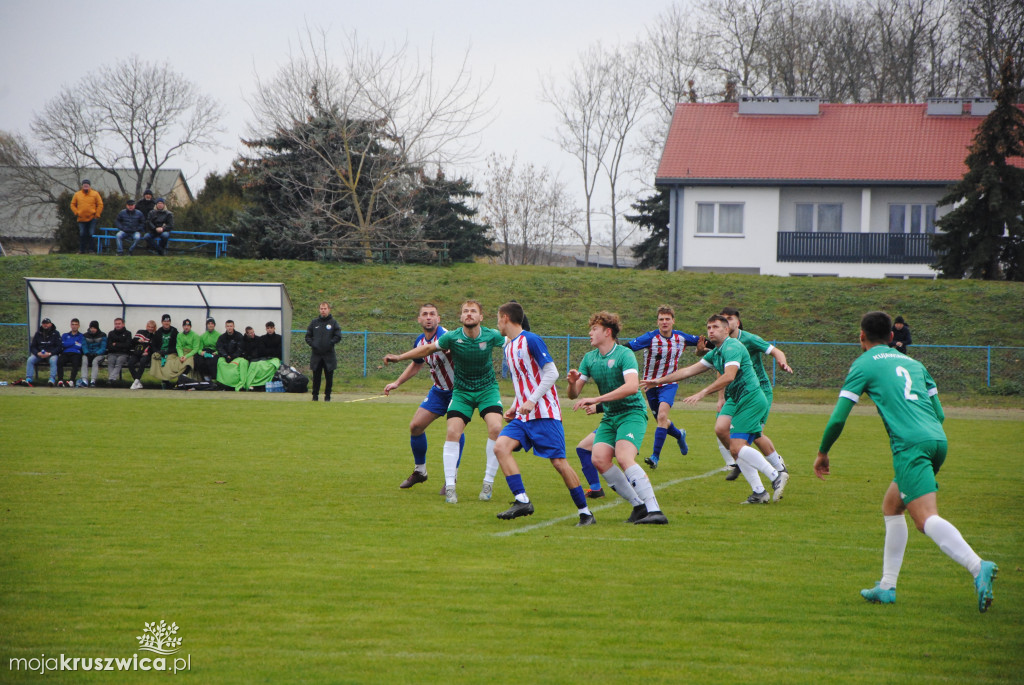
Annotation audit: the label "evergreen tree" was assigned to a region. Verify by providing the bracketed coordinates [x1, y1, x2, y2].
[627, 188, 671, 270]
[933, 57, 1024, 280]
[413, 170, 497, 263]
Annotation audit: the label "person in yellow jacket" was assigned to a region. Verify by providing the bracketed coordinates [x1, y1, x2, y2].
[70, 179, 104, 254]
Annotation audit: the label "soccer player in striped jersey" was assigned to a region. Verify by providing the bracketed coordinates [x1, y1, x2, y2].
[568, 311, 668, 525]
[626, 306, 701, 470]
[815, 311, 996, 611]
[383, 304, 464, 490]
[384, 300, 504, 505]
[716, 307, 793, 484]
[493, 302, 594, 525]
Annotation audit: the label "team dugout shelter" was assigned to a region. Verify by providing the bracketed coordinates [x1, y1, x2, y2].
[24, 278, 293, 364]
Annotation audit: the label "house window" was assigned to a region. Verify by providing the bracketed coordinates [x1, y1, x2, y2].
[696, 202, 744, 235]
[889, 204, 936, 233]
[795, 203, 842, 232]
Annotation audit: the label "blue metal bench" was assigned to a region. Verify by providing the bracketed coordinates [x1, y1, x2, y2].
[94, 227, 233, 258]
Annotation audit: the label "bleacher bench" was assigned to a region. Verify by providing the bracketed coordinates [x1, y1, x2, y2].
[94, 227, 232, 258]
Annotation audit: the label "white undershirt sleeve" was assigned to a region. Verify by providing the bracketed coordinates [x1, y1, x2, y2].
[528, 362, 559, 403]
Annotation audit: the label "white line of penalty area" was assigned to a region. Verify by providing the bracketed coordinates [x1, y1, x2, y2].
[491, 467, 725, 537]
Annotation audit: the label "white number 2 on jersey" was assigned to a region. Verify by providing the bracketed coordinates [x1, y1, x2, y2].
[896, 366, 918, 401]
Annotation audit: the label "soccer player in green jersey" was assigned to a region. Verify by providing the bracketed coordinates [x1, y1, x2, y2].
[384, 300, 504, 505]
[643, 315, 789, 504]
[567, 311, 668, 525]
[815, 311, 997, 612]
[716, 307, 793, 484]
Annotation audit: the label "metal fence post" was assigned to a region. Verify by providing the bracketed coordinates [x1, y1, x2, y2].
[566, 335, 571, 374]
[987, 346, 991, 387]
[363, 331, 369, 377]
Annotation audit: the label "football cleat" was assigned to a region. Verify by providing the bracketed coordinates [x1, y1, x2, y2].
[677, 429, 688, 455]
[860, 582, 896, 605]
[635, 511, 669, 525]
[399, 471, 428, 489]
[771, 470, 790, 502]
[585, 488, 605, 499]
[479, 482, 493, 501]
[742, 490, 770, 504]
[975, 561, 998, 613]
[626, 504, 649, 523]
[575, 512, 595, 527]
[497, 500, 534, 520]
[444, 485, 458, 504]
[725, 464, 742, 481]
[644, 455, 659, 469]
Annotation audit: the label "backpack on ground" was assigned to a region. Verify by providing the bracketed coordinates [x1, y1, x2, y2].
[275, 365, 308, 393]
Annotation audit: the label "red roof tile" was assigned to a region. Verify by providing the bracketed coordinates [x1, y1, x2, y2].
[655, 102, 1021, 184]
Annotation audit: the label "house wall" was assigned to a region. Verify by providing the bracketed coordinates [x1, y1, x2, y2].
[674, 186, 780, 275]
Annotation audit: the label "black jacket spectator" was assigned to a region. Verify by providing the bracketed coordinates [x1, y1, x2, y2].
[258, 332, 283, 359]
[136, 195, 156, 221]
[890, 317, 912, 354]
[107, 327, 133, 355]
[116, 208, 146, 233]
[131, 329, 154, 356]
[306, 315, 341, 359]
[240, 334, 260, 361]
[30, 323, 61, 356]
[147, 208, 174, 235]
[217, 330, 245, 361]
[150, 325, 178, 358]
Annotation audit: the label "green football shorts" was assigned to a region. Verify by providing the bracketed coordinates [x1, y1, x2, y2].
[594, 411, 648, 452]
[720, 388, 768, 436]
[446, 385, 502, 422]
[893, 439, 947, 504]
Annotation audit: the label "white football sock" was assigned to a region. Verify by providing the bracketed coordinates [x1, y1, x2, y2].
[763, 450, 786, 471]
[923, 515, 983, 577]
[737, 445, 778, 481]
[718, 441, 736, 467]
[737, 459, 765, 493]
[414, 464, 427, 476]
[624, 464, 661, 512]
[880, 514, 908, 589]
[442, 440, 460, 486]
[483, 438, 500, 483]
[601, 465, 642, 505]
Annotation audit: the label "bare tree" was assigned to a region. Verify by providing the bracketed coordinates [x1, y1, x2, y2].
[541, 45, 614, 266]
[955, 0, 1024, 97]
[245, 29, 490, 253]
[30, 56, 223, 199]
[703, 0, 778, 97]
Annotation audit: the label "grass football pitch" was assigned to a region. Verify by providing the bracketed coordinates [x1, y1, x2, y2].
[1, 390, 1021, 684]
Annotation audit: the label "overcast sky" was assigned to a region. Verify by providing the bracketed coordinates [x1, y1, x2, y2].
[1, 0, 674, 238]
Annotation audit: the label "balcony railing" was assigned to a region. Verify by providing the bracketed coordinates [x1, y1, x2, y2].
[777, 231, 937, 264]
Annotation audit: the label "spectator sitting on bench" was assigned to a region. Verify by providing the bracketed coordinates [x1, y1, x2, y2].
[58, 318, 84, 387]
[144, 198, 174, 256]
[176, 318, 201, 378]
[23, 317, 61, 387]
[195, 317, 220, 382]
[241, 326, 260, 361]
[81, 320, 107, 387]
[106, 317, 132, 386]
[116, 199, 146, 256]
[128, 321, 156, 390]
[149, 314, 180, 389]
[258, 321, 283, 361]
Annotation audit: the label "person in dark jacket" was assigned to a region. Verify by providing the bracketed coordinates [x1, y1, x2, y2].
[128, 320, 157, 390]
[24, 318, 61, 386]
[149, 314, 180, 388]
[135, 189, 156, 226]
[144, 198, 174, 255]
[258, 321, 283, 360]
[81, 320, 107, 387]
[216, 320, 245, 362]
[305, 302, 342, 401]
[115, 199, 147, 255]
[890, 316, 912, 354]
[106, 317, 133, 385]
[240, 326, 260, 361]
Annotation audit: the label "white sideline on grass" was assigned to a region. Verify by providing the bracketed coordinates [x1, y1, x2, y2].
[492, 467, 726, 537]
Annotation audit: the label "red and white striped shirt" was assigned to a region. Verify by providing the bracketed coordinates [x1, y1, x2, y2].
[505, 332, 561, 421]
[415, 326, 455, 391]
[627, 329, 701, 384]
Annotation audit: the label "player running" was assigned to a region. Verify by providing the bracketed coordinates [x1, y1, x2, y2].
[643, 315, 788, 504]
[715, 307, 793, 485]
[567, 311, 668, 525]
[382, 303, 464, 490]
[815, 311, 997, 612]
[492, 302, 594, 525]
[625, 305, 701, 469]
[384, 300, 504, 505]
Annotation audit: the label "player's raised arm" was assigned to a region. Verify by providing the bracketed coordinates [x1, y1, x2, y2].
[383, 359, 423, 395]
[770, 346, 794, 374]
[682, 363, 736, 405]
[383, 341, 439, 364]
[575, 370, 639, 410]
[566, 369, 586, 399]
[641, 358, 711, 390]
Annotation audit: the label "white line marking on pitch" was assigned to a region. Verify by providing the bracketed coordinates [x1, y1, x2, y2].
[491, 467, 725, 537]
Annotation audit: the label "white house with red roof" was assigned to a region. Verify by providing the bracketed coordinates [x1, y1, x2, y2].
[655, 96, 1004, 278]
